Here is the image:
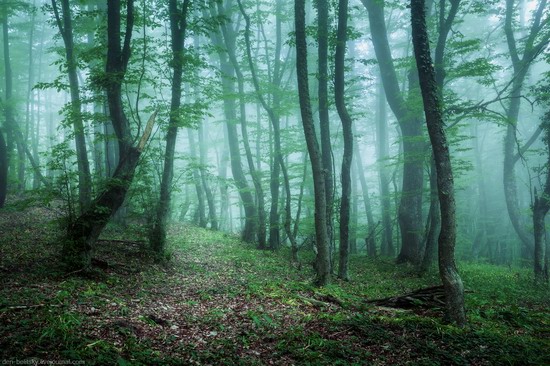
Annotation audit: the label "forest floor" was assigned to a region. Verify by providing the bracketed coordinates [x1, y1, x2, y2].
[0, 203, 549, 365]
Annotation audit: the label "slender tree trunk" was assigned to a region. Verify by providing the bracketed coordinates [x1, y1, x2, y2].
[237, 0, 285, 250]
[0, 126, 6, 207]
[295, 0, 330, 286]
[207, 3, 257, 242]
[52, 0, 92, 211]
[317, 0, 334, 260]
[189, 127, 207, 227]
[149, 0, 190, 253]
[335, 0, 354, 280]
[420, 157, 440, 273]
[411, 0, 466, 326]
[2, 13, 15, 201]
[198, 121, 218, 230]
[354, 128, 376, 257]
[375, 79, 394, 256]
[217, 14, 265, 247]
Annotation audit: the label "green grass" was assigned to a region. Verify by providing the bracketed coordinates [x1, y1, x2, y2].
[1, 212, 549, 365]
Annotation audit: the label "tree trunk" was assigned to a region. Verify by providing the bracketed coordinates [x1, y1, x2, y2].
[198, 122, 218, 230]
[295, 0, 330, 286]
[0, 126, 6, 207]
[217, 9, 265, 247]
[207, 3, 257, 243]
[63, 0, 155, 271]
[189, 127, 207, 228]
[362, 0, 425, 266]
[354, 127, 376, 257]
[375, 78, 394, 257]
[411, 0, 466, 326]
[317, 0, 335, 260]
[420, 157, 440, 273]
[503, 0, 549, 260]
[237, 0, 285, 250]
[149, 0, 190, 252]
[335, 0, 354, 281]
[2, 13, 15, 202]
[52, 0, 92, 212]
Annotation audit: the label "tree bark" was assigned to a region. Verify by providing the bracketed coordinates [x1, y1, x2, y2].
[335, 0, 354, 281]
[218, 5, 265, 247]
[52, 0, 93, 212]
[198, 122, 218, 230]
[317, 0, 335, 260]
[362, 0, 425, 266]
[374, 79, 394, 257]
[207, 2, 257, 243]
[150, 0, 190, 252]
[295, 0, 331, 286]
[63, 0, 156, 271]
[237, 0, 285, 250]
[411, 0, 466, 326]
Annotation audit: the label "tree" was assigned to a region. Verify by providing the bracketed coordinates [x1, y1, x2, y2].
[295, 0, 330, 286]
[63, 0, 156, 271]
[362, 0, 425, 265]
[532, 73, 550, 283]
[335, 0, 353, 280]
[237, 0, 287, 250]
[503, 0, 549, 259]
[208, 1, 257, 243]
[222, 0, 266, 248]
[411, 0, 466, 326]
[51, 0, 92, 211]
[149, 0, 190, 254]
[317, 0, 334, 266]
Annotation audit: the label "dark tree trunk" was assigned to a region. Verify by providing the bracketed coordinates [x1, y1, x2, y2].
[335, 0, 354, 281]
[198, 122, 218, 230]
[532, 111, 550, 283]
[317, 0, 335, 259]
[354, 126, 376, 257]
[0, 127, 6, 207]
[2, 13, 15, 202]
[189, 128, 207, 228]
[420, 157, 440, 273]
[63, 0, 155, 271]
[362, 0, 425, 266]
[52, 0, 92, 211]
[411, 0, 466, 326]
[295, 0, 331, 286]
[150, 0, 190, 252]
[375, 79, 394, 256]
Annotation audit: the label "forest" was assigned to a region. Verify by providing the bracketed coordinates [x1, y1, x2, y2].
[1, 0, 549, 364]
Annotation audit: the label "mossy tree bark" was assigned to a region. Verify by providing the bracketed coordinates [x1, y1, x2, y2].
[295, 0, 331, 286]
[51, 0, 92, 212]
[335, 0, 353, 281]
[411, 0, 466, 326]
[150, 0, 190, 253]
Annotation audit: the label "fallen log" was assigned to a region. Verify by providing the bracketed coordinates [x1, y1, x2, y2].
[368, 285, 446, 309]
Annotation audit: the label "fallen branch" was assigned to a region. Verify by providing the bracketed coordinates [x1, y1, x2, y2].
[367, 285, 446, 309]
[1, 303, 63, 311]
